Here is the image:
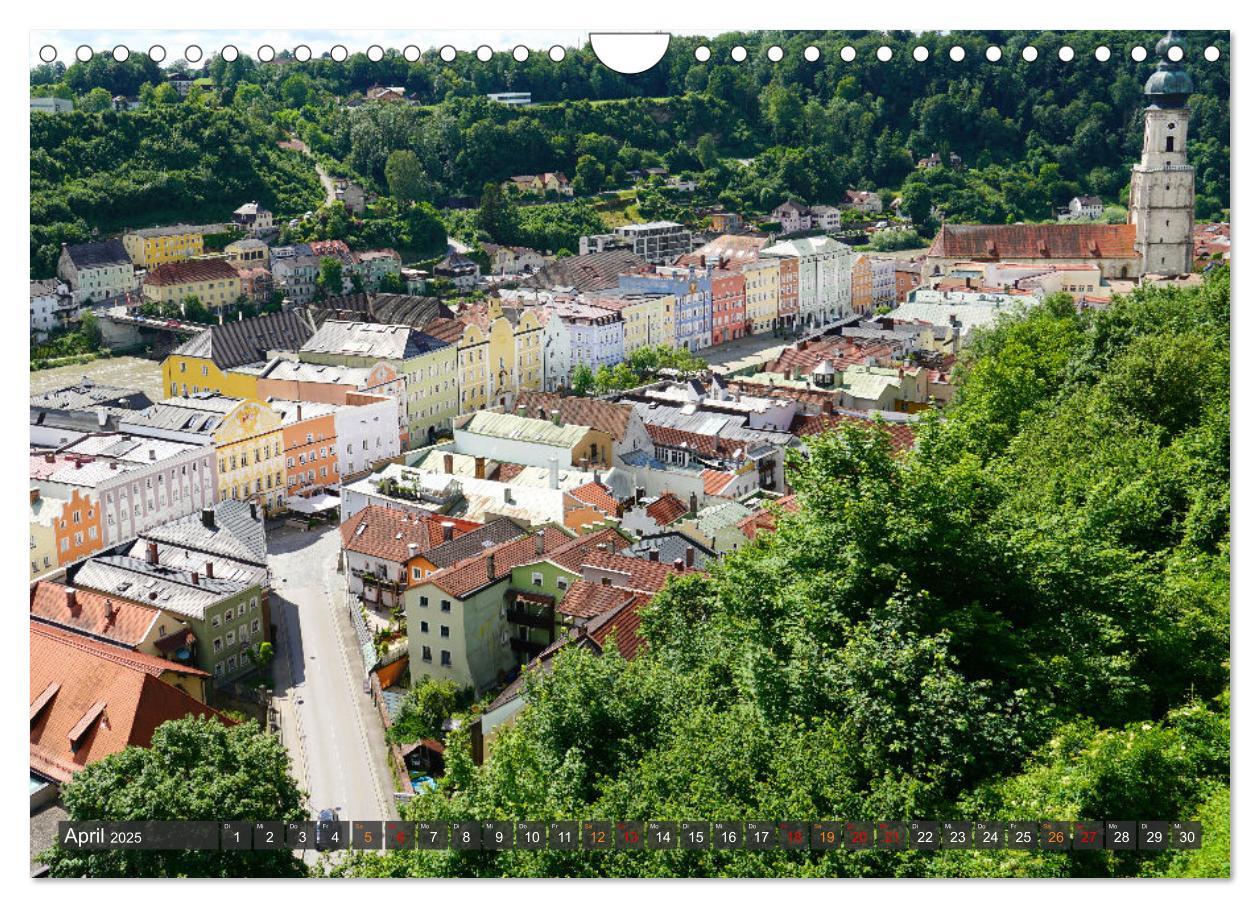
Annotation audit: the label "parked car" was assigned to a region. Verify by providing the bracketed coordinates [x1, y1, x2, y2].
[315, 808, 340, 850]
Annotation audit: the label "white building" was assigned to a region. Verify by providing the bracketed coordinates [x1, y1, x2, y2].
[31, 435, 217, 548]
[56, 240, 139, 305]
[612, 222, 692, 265]
[334, 394, 403, 478]
[763, 236, 854, 329]
[30, 279, 73, 338]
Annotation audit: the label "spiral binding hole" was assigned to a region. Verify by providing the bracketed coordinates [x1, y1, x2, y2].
[221, 45, 239, 63]
[693, 45, 711, 62]
[113, 45, 129, 62]
[840, 46, 856, 62]
[331, 45, 349, 63]
[949, 46, 965, 62]
[148, 45, 166, 63]
[730, 46, 747, 62]
[1058, 46, 1074, 62]
[75, 45, 92, 63]
[1131, 46, 1148, 62]
[549, 45, 566, 63]
[513, 45, 529, 62]
[985, 46, 1002, 62]
[293, 45, 311, 62]
[803, 45, 820, 63]
[256, 45, 274, 63]
[1021, 46, 1038, 62]
[185, 45, 203, 63]
[876, 45, 892, 62]
[1095, 46, 1111, 62]
[475, 45, 493, 62]
[1204, 46, 1220, 62]
[912, 46, 928, 62]
[766, 45, 783, 62]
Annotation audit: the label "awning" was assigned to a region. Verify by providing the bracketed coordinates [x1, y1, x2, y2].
[286, 492, 340, 514]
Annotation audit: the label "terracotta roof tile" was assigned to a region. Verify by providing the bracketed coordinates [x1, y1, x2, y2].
[30, 581, 160, 649]
[791, 412, 917, 452]
[29, 622, 227, 782]
[586, 594, 652, 659]
[736, 494, 801, 540]
[556, 579, 638, 619]
[514, 392, 634, 442]
[144, 258, 241, 287]
[700, 469, 736, 497]
[644, 492, 687, 526]
[569, 481, 620, 515]
[577, 549, 696, 593]
[340, 506, 481, 564]
[423, 526, 573, 598]
[928, 224, 1139, 261]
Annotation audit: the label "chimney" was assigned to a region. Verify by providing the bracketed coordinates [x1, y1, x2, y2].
[474, 456, 486, 480]
[647, 547, 659, 562]
[503, 487, 513, 504]
[201, 506, 215, 530]
[148, 448, 156, 461]
[249, 502, 258, 521]
[408, 542, 420, 557]
[146, 541, 158, 564]
[443, 453, 454, 474]
[486, 552, 496, 579]
[548, 457, 559, 490]
[29, 488, 39, 505]
[516, 405, 527, 417]
[634, 486, 645, 504]
[65, 589, 79, 612]
[550, 409, 562, 426]
[689, 492, 698, 517]
[537, 407, 547, 420]
[685, 547, 694, 568]
[96, 406, 108, 429]
[534, 530, 545, 555]
[592, 468, 601, 485]
[441, 521, 455, 542]
[74, 459, 83, 469]
[296, 403, 303, 422]
[109, 462, 118, 470]
[44, 453, 55, 463]
[205, 561, 214, 579]
[191, 570, 200, 585]
[104, 599, 117, 625]
[673, 558, 685, 572]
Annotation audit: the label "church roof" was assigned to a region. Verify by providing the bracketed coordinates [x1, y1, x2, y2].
[928, 224, 1139, 261]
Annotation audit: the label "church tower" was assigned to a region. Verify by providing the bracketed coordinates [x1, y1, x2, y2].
[1129, 31, 1196, 276]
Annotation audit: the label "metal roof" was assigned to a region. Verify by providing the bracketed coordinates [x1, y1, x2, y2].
[458, 411, 593, 448]
[74, 555, 253, 620]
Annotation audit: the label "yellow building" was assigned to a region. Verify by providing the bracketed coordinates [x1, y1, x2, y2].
[741, 258, 780, 334]
[162, 311, 315, 401]
[143, 259, 243, 310]
[431, 302, 546, 415]
[588, 291, 677, 354]
[29, 488, 59, 580]
[223, 238, 270, 268]
[210, 399, 287, 513]
[123, 224, 209, 268]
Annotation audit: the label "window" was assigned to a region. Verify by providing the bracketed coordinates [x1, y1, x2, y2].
[420, 621, 429, 633]
[250, 597, 258, 611]
[215, 662, 225, 677]
[213, 637, 223, 653]
[226, 631, 236, 646]
[227, 655, 237, 670]
[440, 625, 450, 638]
[419, 595, 429, 607]
[251, 618, 261, 634]
[212, 614, 221, 627]
[422, 645, 432, 662]
[225, 607, 234, 621]
[440, 650, 452, 666]
[440, 599, 451, 612]
[531, 571, 543, 587]
[557, 577, 569, 591]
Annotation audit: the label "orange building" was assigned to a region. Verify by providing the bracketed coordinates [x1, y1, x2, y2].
[894, 262, 922, 302]
[776, 256, 800, 331]
[52, 488, 103, 566]
[274, 401, 339, 500]
[851, 254, 874, 315]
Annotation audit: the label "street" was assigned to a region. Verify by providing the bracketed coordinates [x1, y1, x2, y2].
[267, 524, 397, 841]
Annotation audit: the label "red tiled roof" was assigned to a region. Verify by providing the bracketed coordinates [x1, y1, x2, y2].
[30, 622, 227, 782]
[422, 526, 573, 598]
[340, 506, 481, 564]
[644, 423, 721, 458]
[514, 392, 634, 442]
[700, 469, 736, 497]
[791, 412, 917, 452]
[30, 581, 160, 649]
[770, 337, 898, 375]
[586, 594, 652, 660]
[928, 224, 1139, 261]
[577, 549, 697, 593]
[569, 481, 620, 515]
[144, 258, 241, 287]
[737, 494, 801, 540]
[546, 527, 629, 573]
[556, 579, 639, 619]
[644, 492, 687, 526]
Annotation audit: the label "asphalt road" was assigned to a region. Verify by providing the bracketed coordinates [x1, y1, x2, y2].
[268, 524, 397, 842]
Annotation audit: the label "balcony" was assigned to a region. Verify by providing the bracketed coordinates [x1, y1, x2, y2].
[510, 637, 547, 658]
[506, 606, 554, 630]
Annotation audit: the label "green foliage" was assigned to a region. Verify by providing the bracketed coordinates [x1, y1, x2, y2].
[342, 269, 1229, 879]
[30, 105, 322, 276]
[569, 363, 595, 396]
[385, 149, 433, 203]
[315, 256, 344, 299]
[387, 677, 462, 746]
[40, 717, 307, 877]
[866, 227, 924, 251]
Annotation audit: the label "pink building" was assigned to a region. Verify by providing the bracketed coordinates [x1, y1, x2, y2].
[710, 268, 747, 346]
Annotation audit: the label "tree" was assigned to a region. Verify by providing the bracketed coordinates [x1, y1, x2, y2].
[696, 134, 720, 170]
[81, 87, 112, 113]
[78, 311, 102, 351]
[280, 73, 311, 109]
[385, 149, 432, 203]
[570, 363, 595, 396]
[475, 181, 518, 243]
[386, 677, 460, 745]
[40, 717, 308, 877]
[315, 256, 344, 300]
[572, 154, 606, 196]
